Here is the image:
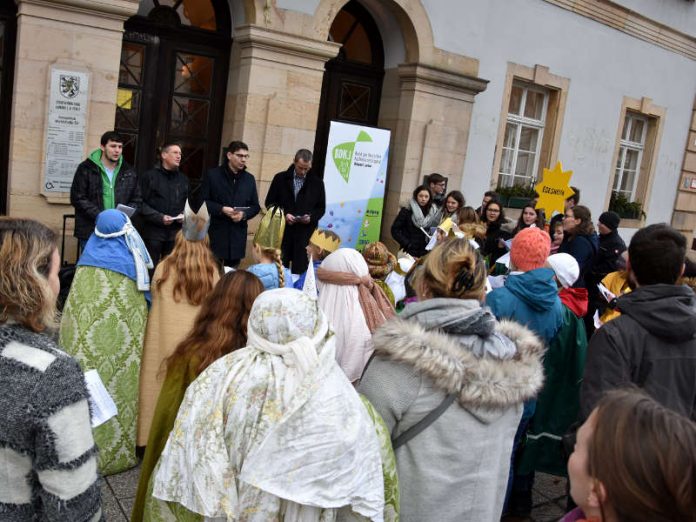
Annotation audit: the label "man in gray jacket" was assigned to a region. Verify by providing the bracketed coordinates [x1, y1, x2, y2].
[580, 223, 696, 421]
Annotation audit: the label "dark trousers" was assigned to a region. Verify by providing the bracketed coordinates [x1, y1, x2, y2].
[282, 224, 314, 274]
[222, 258, 240, 269]
[145, 238, 175, 267]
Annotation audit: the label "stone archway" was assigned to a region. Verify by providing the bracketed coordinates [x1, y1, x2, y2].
[312, 0, 488, 249]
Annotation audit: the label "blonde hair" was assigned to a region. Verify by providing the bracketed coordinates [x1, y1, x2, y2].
[257, 246, 286, 287]
[414, 237, 487, 299]
[156, 231, 219, 305]
[0, 218, 58, 332]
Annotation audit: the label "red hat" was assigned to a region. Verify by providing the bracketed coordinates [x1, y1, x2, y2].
[510, 227, 551, 272]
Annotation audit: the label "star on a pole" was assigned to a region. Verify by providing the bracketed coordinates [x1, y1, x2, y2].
[534, 161, 575, 220]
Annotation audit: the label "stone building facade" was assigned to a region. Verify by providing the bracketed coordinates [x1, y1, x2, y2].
[1, 0, 695, 260]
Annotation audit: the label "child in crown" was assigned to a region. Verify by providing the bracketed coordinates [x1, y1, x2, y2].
[294, 229, 341, 290]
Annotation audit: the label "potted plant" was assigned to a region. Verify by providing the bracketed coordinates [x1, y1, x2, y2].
[496, 182, 537, 209]
[608, 191, 645, 220]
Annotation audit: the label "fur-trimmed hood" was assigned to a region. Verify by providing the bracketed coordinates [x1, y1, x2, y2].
[371, 318, 545, 409]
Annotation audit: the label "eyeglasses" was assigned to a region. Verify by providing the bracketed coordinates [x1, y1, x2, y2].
[234, 153, 249, 159]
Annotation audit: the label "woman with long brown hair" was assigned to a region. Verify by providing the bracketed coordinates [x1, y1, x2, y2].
[132, 269, 264, 521]
[559, 205, 598, 288]
[564, 389, 696, 522]
[137, 212, 222, 448]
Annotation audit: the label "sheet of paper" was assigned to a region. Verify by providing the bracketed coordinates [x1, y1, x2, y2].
[116, 204, 135, 217]
[597, 283, 616, 303]
[84, 369, 118, 428]
[424, 232, 438, 251]
[593, 310, 603, 330]
[496, 252, 511, 268]
[172, 213, 184, 221]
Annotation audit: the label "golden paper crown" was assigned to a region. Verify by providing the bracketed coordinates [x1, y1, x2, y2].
[182, 200, 210, 241]
[309, 229, 341, 253]
[254, 206, 286, 250]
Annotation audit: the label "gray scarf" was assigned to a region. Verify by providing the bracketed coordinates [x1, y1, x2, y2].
[401, 298, 517, 359]
[409, 199, 441, 229]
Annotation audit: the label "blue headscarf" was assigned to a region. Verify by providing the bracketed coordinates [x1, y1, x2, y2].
[78, 210, 153, 294]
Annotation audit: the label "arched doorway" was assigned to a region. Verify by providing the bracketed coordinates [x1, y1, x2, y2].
[313, 0, 385, 176]
[115, 0, 232, 183]
[0, 0, 17, 215]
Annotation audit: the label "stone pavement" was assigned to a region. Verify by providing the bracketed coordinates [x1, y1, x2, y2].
[103, 464, 568, 521]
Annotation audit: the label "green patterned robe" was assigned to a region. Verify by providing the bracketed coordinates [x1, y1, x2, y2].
[59, 266, 147, 476]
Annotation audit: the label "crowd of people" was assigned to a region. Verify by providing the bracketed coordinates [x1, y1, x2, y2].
[1, 133, 696, 522]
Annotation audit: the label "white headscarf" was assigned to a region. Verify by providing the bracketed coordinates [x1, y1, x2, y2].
[317, 249, 374, 382]
[153, 288, 384, 521]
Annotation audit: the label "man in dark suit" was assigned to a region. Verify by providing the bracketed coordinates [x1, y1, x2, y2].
[265, 149, 326, 274]
[201, 140, 260, 267]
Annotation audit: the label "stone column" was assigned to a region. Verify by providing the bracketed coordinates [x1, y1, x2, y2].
[380, 63, 488, 251]
[222, 24, 339, 199]
[8, 0, 138, 255]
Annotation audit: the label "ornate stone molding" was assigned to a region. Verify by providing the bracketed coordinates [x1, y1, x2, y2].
[398, 63, 488, 101]
[235, 24, 340, 71]
[17, 0, 139, 31]
[543, 0, 696, 60]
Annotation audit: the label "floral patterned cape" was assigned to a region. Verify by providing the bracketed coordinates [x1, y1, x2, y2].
[152, 289, 388, 521]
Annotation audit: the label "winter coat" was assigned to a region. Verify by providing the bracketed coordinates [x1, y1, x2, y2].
[246, 262, 293, 290]
[0, 324, 102, 520]
[391, 207, 430, 257]
[265, 165, 326, 274]
[481, 221, 511, 265]
[358, 298, 545, 522]
[590, 230, 626, 281]
[137, 166, 189, 241]
[70, 149, 141, 239]
[201, 165, 260, 262]
[558, 233, 599, 288]
[487, 268, 564, 344]
[580, 284, 696, 421]
[518, 305, 587, 476]
[559, 287, 589, 318]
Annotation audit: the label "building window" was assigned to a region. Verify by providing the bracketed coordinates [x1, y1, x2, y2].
[499, 82, 549, 188]
[605, 96, 665, 225]
[613, 112, 648, 200]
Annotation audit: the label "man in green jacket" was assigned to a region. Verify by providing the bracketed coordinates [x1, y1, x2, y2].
[70, 130, 141, 248]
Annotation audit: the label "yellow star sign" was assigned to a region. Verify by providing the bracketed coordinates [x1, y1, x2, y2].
[534, 161, 575, 220]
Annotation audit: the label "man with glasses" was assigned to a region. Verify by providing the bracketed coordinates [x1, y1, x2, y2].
[427, 172, 447, 207]
[138, 141, 189, 266]
[201, 140, 261, 267]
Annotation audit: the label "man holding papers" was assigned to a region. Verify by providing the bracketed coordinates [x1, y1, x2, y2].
[138, 141, 189, 265]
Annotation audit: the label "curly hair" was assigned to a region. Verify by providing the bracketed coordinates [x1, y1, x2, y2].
[155, 231, 219, 305]
[165, 270, 264, 375]
[567, 205, 595, 237]
[0, 218, 58, 332]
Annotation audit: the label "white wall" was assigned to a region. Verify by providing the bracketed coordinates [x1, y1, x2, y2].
[613, 0, 696, 38]
[422, 0, 696, 227]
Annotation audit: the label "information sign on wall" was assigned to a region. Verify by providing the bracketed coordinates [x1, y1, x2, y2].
[43, 67, 90, 192]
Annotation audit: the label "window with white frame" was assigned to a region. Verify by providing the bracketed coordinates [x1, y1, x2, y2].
[499, 82, 549, 188]
[613, 112, 648, 201]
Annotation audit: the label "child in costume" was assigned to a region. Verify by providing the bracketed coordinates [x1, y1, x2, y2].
[248, 208, 293, 290]
[362, 241, 398, 306]
[137, 201, 220, 447]
[60, 209, 152, 475]
[294, 228, 341, 289]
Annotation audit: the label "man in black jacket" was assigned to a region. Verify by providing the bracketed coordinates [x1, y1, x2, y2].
[265, 149, 326, 274]
[580, 223, 696, 421]
[201, 140, 260, 267]
[70, 131, 141, 246]
[138, 142, 189, 265]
